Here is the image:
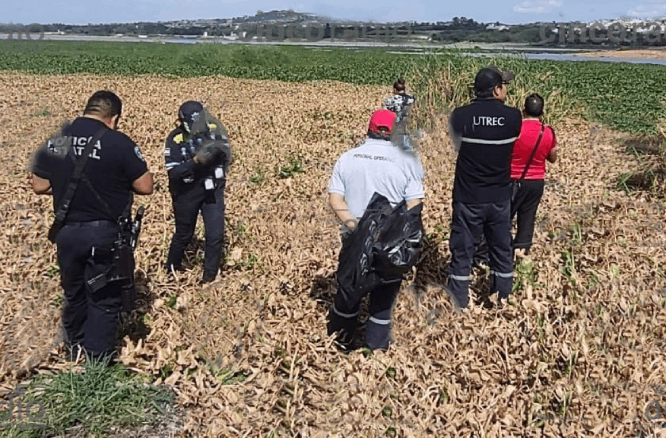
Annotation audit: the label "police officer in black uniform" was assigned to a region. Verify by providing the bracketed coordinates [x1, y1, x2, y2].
[447, 67, 522, 309]
[164, 101, 231, 284]
[30, 90, 153, 361]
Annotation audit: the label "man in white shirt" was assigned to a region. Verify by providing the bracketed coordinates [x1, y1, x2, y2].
[327, 109, 425, 351]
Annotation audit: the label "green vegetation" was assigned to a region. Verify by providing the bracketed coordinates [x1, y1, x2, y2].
[403, 52, 666, 136]
[166, 293, 178, 308]
[617, 136, 666, 197]
[276, 154, 305, 179]
[0, 357, 175, 438]
[0, 41, 407, 83]
[512, 259, 541, 294]
[249, 164, 267, 185]
[1, 41, 665, 135]
[31, 108, 52, 117]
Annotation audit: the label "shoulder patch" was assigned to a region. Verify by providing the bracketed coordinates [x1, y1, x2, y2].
[173, 133, 184, 144]
[134, 146, 145, 162]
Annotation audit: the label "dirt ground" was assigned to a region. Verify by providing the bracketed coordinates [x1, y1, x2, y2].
[574, 48, 666, 59]
[1, 71, 665, 437]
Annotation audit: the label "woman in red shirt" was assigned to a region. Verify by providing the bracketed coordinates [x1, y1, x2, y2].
[510, 93, 558, 256]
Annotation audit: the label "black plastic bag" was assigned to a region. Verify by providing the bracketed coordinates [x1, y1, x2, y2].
[336, 193, 392, 295]
[373, 200, 424, 278]
[335, 192, 424, 294]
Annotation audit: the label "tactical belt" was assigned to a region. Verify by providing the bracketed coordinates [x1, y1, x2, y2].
[65, 220, 118, 228]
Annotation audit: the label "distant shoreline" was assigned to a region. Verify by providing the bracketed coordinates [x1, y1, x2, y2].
[0, 33, 591, 52]
[573, 48, 666, 59]
[3, 34, 666, 62]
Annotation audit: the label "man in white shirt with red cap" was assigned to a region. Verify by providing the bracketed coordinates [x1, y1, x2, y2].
[326, 109, 425, 351]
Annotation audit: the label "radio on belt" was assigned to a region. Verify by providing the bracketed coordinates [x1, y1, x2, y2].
[215, 167, 224, 179]
[204, 178, 214, 190]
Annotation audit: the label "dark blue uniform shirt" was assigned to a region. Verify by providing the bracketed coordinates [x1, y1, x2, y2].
[164, 123, 230, 197]
[31, 117, 148, 223]
[448, 98, 522, 204]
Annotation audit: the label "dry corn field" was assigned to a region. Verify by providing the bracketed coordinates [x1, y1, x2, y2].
[1, 70, 666, 438]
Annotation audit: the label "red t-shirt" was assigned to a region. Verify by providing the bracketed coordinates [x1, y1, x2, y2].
[510, 119, 557, 180]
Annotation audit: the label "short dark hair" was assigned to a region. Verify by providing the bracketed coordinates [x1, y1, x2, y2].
[83, 91, 122, 118]
[524, 93, 544, 117]
[368, 129, 391, 141]
[475, 87, 496, 99]
[393, 77, 406, 92]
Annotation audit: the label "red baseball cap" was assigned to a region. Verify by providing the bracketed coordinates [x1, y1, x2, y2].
[368, 109, 396, 135]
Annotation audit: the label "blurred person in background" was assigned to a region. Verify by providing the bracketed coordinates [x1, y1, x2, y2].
[164, 101, 232, 285]
[30, 90, 153, 362]
[446, 67, 521, 310]
[326, 109, 425, 351]
[384, 77, 415, 122]
[384, 77, 417, 151]
[509, 93, 558, 258]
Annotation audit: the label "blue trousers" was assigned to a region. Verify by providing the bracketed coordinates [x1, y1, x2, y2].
[327, 233, 404, 351]
[448, 200, 513, 308]
[327, 279, 402, 351]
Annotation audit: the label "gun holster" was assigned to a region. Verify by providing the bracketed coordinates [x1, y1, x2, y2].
[109, 240, 134, 283]
[111, 240, 137, 313]
[84, 241, 134, 295]
[85, 247, 114, 294]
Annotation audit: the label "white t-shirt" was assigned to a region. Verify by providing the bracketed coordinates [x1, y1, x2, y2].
[328, 137, 425, 219]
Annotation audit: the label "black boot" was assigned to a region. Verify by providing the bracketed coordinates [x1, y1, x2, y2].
[166, 264, 186, 277]
[199, 273, 216, 285]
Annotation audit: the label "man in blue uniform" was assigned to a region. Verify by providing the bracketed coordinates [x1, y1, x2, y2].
[164, 101, 231, 284]
[471, 67, 516, 269]
[447, 67, 522, 310]
[30, 90, 153, 361]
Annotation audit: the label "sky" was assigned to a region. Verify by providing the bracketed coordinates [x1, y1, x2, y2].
[3, 0, 666, 26]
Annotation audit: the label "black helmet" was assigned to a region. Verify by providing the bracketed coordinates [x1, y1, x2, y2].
[178, 101, 204, 134]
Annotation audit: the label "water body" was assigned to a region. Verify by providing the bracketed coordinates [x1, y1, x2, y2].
[387, 50, 666, 66]
[523, 52, 666, 66]
[3, 33, 666, 65]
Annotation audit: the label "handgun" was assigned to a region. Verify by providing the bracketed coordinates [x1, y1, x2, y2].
[129, 206, 145, 250]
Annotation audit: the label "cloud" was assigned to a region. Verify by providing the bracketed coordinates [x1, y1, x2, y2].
[513, 0, 563, 14]
[628, 2, 666, 18]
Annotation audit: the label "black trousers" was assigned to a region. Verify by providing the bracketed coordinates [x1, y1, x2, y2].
[511, 180, 545, 255]
[448, 200, 513, 308]
[166, 185, 226, 279]
[56, 221, 124, 359]
[474, 179, 546, 258]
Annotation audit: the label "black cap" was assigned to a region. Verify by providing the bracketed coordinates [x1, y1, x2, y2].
[474, 67, 515, 93]
[178, 101, 204, 133]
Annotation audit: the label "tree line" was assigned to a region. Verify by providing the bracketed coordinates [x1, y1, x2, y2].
[1, 16, 664, 46]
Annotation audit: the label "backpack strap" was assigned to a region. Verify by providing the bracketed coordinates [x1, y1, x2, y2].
[48, 125, 109, 242]
[518, 123, 546, 182]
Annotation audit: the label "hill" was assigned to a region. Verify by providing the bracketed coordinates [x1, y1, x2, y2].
[2, 11, 666, 46]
